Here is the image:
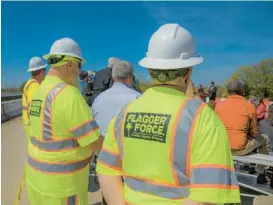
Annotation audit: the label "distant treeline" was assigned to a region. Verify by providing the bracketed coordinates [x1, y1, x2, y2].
[217, 59, 273, 99]
[1, 88, 21, 93]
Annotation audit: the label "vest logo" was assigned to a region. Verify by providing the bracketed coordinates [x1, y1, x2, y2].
[30, 100, 42, 117]
[124, 112, 171, 143]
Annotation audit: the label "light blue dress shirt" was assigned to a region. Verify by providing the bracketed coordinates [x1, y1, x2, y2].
[91, 82, 141, 137]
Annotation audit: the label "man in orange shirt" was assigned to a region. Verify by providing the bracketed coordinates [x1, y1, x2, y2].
[215, 79, 271, 184]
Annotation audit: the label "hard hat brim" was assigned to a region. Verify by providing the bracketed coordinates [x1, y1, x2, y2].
[138, 57, 203, 70]
[27, 64, 47, 72]
[43, 53, 86, 64]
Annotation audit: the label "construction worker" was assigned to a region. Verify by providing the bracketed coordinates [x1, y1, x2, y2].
[96, 24, 241, 205]
[92, 60, 141, 204]
[25, 37, 103, 205]
[22, 57, 47, 141]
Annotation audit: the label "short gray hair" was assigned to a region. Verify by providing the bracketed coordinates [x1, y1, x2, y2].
[112, 60, 134, 80]
[227, 79, 244, 95]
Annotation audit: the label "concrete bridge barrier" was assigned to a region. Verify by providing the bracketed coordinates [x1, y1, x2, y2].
[1, 99, 22, 123]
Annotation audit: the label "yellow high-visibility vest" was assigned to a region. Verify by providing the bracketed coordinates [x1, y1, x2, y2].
[22, 79, 39, 140]
[96, 86, 241, 205]
[25, 75, 100, 197]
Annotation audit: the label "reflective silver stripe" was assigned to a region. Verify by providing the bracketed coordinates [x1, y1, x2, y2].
[72, 120, 99, 139]
[115, 107, 128, 159]
[28, 156, 90, 173]
[67, 195, 77, 205]
[172, 99, 202, 185]
[43, 82, 67, 141]
[31, 137, 79, 150]
[123, 177, 189, 199]
[191, 167, 238, 186]
[98, 149, 121, 168]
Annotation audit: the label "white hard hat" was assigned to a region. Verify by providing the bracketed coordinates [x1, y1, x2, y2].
[139, 23, 203, 70]
[27, 56, 47, 72]
[43, 37, 86, 63]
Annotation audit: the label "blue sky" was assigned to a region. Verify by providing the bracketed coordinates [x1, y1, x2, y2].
[1, 1, 273, 88]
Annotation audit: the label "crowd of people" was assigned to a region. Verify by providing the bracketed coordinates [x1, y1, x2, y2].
[20, 22, 273, 205]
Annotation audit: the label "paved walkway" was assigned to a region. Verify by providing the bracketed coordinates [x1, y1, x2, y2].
[1, 117, 102, 205]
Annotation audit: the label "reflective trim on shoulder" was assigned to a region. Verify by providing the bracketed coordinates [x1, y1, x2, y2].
[28, 156, 90, 173]
[70, 120, 99, 139]
[24, 79, 37, 93]
[98, 148, 121, 170]
[42, 82, 68, 141]
[191, 166, 239, 189]
[31, 136, 79, 151]
[171, 99, 204, 185]
[115, 105, 130, 159]
[123, 176, 189, 199]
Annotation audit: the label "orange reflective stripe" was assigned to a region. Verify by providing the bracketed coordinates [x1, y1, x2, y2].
[191, 184, 239, 189]
[115, 105, 130, 159]
[123, 176, 189, 199]
[98, 160, 122, 171]
[191, 164, 235, 171]
[170, 99, 204, 186]
[24, 79, 37, 93]
[28, 155, 90, 174]
[41, 82, 68, 141]
[122, 172, 187, 188]
[190, 166, 239, 189]
[98, 147, 121, 169]
[170, 97, 190, 185]
[186, 103, 206, 177]
[30, 136, 79, 152]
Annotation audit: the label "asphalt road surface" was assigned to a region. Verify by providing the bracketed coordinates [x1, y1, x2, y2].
[1, 117, 102, 205]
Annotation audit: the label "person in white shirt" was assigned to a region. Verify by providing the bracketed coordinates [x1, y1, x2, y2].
[91, 60, 141, 204]
[92, 60, 141, 137]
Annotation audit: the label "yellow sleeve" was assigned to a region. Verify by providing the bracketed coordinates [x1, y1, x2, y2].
[189, 105, 241, 204]
[96, 116, 122, 175]
[27, 82, 39, 103]
[63, 86, 100, 147]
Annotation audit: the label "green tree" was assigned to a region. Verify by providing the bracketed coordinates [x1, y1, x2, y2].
[227, 59, 273, 98]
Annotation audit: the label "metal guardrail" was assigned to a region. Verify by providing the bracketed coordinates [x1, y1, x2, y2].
[1, 93, 22, 102]
[1, 99, 22, 123]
